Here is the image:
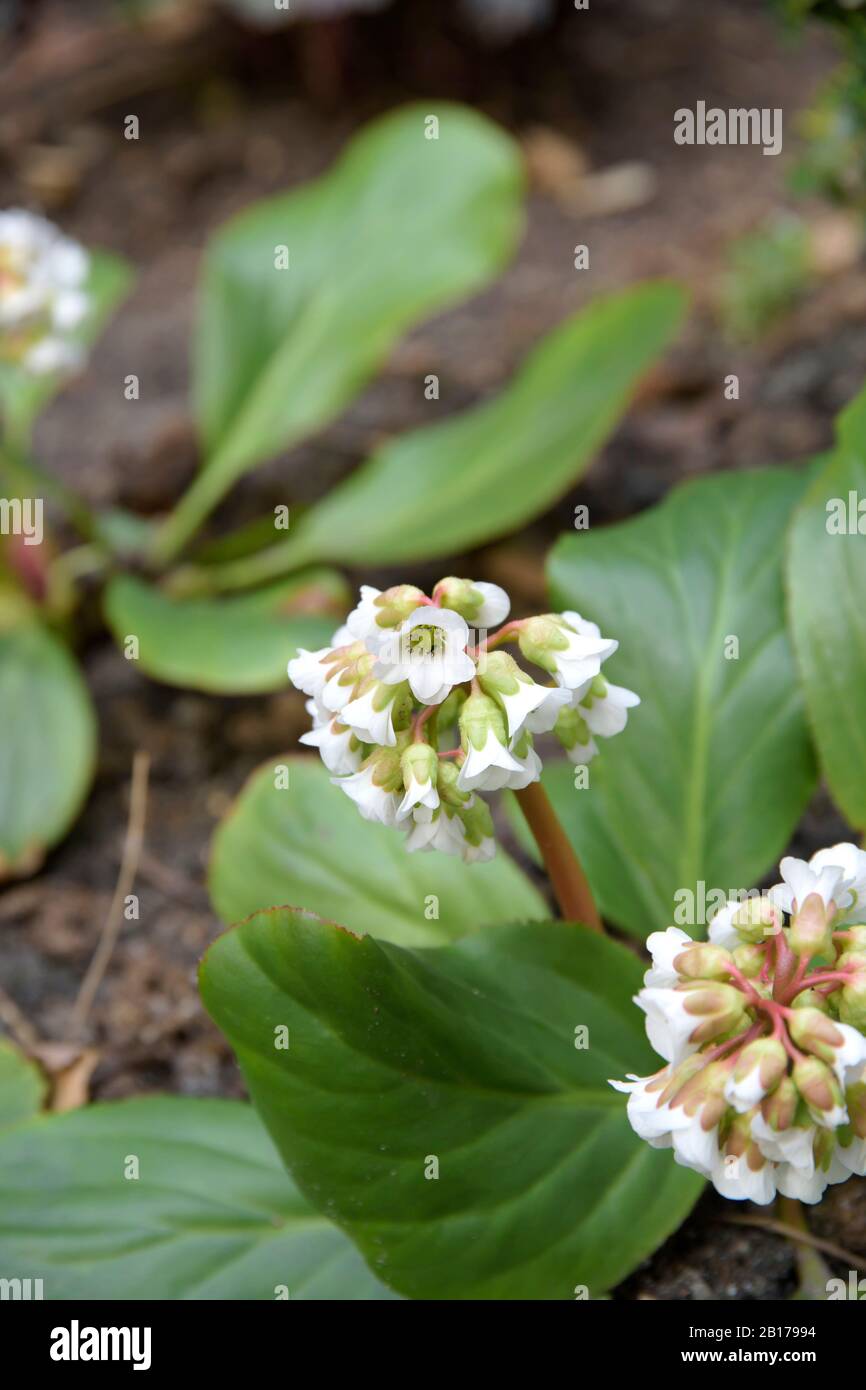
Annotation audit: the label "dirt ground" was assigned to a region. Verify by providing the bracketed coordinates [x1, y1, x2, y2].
[1, 0, 865, 1298]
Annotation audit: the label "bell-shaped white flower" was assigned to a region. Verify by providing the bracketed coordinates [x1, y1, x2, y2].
[645, 927, 694, 988]
[398, 743, 440, 820]
[723, 1038, 787, 1114]
[332, 746, 407, 828]
[579, 678, 640, 738]
[405, 804, 467, 857]
[519, 611, 618, 692]
[340, 679, 409, 749]
[805, 842, 866, 925]
[300, 717, 362, 776]
[769, 854, 851, 916]
[374, 606, 476, 705]
[456, 692, 524, 792]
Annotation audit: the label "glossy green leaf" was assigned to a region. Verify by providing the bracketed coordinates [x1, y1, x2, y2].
[209, 755, 546, 946]
[201, 910, 704, 1299]
[206, 281, 688, 589]
[0, 250, 133, 440]
[0, 1043, 45, 1132]
[0, 1097, 397, 1299]
[103, 570, 347, 694]
[0, 619, 97, 878]
[547, 469, 816, 938]
[788, 392, 866, 828]
[154, 104, 524, 562]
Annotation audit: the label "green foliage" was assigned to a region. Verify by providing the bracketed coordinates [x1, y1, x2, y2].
[200, 909, 704, 1300]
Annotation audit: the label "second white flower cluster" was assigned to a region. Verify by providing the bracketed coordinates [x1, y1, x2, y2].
[288, 576, 638, 861]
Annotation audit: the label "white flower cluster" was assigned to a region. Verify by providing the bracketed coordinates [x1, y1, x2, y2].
[288, 577, 638, 862]
[612, 844, 866, 1204]
[0, 210, 90, 376]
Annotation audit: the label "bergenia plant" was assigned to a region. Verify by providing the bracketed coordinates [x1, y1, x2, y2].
[0, 103, 684, 882]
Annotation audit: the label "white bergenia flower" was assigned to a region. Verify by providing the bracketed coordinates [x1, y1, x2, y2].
[374, 606, 476, 705]
[0, 210, 90, 375]
[299, 717, 362, 776]
[333, 759, 406, 828]
[340, 680, 408, 748]
[579, 681, 641, 738]
[470, 581, 511, 628]
[457, 730, 524, 791]
[801, 842, 866, 925]
[405, 805, 466, 857]
[645, 927, 694, 989]
[291, 580, 639, 863]
[612, 847, 866, 1204]
[769, 854, 852, 916]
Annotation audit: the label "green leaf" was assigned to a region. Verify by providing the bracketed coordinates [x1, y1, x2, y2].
[200, 910, 704, 1299]
[788, 394, 866, 828]
[547, 469, 817, 938]
[0, 1097, 397, 1299]
[209, 755, 546, 946]
[0, 250, 133, 441]
[0, 619, 96, 878]
[103, 570, 348, 694]
[0, 1043, 45, 1132]
[204, 280, 688, 590]
[154, 103, 524, 563]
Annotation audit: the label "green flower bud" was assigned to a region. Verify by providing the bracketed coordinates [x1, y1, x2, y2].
[400, 741, 438, 794]
[791, 987, 833, 1014]
[363, 744, 404, 794]
[732, 943, 765, 978]
[845, 1080, 866, 1140]
[761, 1075, 799, 1132]
[838, 967, 866, 1031]
[375, 584, 427, 628]
[789, 892, 834, 961]
[673, 943, 735, 982]
[435, 687, 467, 732]
[788, 1007, 850, 1065]
[732, 896, 780, 945]
[680, 982, 750, 1045]
[436, 758, 471, 808]
[792, 1055, 846, 1126]
[459, 691, 508, 753]
[459, 795, 494, 847]
[553, 705, 592, 752]
[517, 615, 567, 674]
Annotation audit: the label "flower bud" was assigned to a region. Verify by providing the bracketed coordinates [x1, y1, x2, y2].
[375, 584, 427, 628]
[553, 705, 593, 754]
[673, 944, 734, 982]
[789, 891, 834, 961]
[436, 758, 471, 808]
[760, 1074, 799, 1132]
[435, 687, 466, 731]
[732, 897, 779, 945]
[434, 577, 509, 629]
[725, 1038, 787, 1113]
[838, 967, 866, 1031]
[459, 691, 509, 754]
[400, 742, 438, 793]
[791, 987, 833, 1015]
[732, 943, 765, 978]
[792, 1055, 847, 1127]
[680, 983, 750, 1045]
[845, 1080, 866, 1139]
[788, 1007, 850, 1065]
[458, 795, 494, 848]
[517, 616, 567, 673]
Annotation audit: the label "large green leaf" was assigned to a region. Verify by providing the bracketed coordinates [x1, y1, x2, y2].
[153, 103, 524, 563]
[0, 250, 132, 441]
[0, 1043, 45, 1132]
[788, 391, 866, 828]
[103, 569, 347, 694]
[209, 755, 545, 946]
[0, 619, 96, 878]
[547, 469, 817, 938]
[0, 1097, 397, 1299]
[205, 281, 688, 589]
[201, 910, 704, 1299]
